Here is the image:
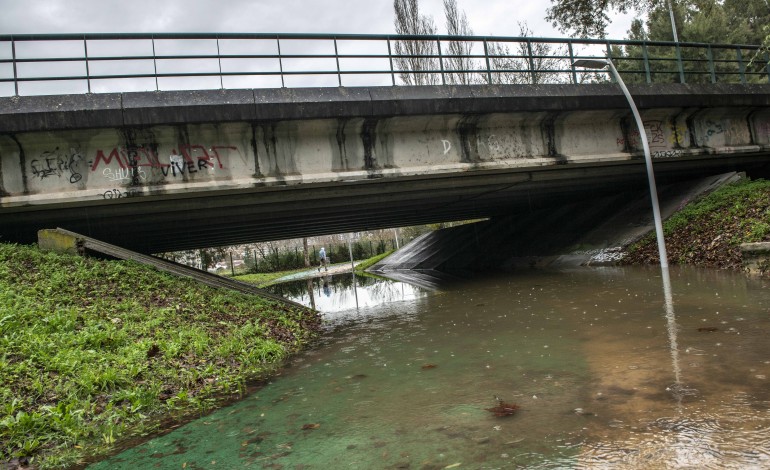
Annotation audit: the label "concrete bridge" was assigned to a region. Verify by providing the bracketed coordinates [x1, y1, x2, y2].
[2, 82, 770, 253]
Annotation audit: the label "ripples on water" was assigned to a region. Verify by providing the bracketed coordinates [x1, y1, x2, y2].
[93, 267, 770, 469]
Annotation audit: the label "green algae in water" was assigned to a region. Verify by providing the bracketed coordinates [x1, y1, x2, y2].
[92, 267, 770, 469]
[91, 273, 589, 469]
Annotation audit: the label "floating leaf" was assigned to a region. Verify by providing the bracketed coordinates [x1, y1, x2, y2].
[485, 395, 519, 417]
[697, 327, 719, 332]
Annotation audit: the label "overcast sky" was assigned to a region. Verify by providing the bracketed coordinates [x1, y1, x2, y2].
[0, 0, 635, 39]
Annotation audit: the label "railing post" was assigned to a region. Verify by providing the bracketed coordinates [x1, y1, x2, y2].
[568, 41, 577, 84]
[277, 36, 285, 88]
[642, 42, 651, 83]
[334, 37, 341, 87]
[483, 39, 492, 84]
[387, 38, 395, 86]
[11, 37, 18, 96]
[736, 46, 746, 84]
[152, 36, 159, 91]
[83, 36, 91, 93]
[675, 43, 685, 83]
[216, 37, 223, 89]
[437, 37, 445, 85]
[707, 45, 716, 83]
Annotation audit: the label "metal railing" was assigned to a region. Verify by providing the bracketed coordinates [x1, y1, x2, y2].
[0, 33, 767, 96]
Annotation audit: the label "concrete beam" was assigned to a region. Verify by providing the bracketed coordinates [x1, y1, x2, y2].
[0, 93, 124, 133]
[3, 83, 770, 133]
[3, 83, 770, 252]
[122, 89, 257, 126]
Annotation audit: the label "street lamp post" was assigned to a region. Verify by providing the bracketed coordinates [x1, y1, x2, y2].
[667, 0, 679, 43]
[573, 57, 669, 269]
[575, 57, 684, 401]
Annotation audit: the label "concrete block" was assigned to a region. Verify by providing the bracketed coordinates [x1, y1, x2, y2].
[38, 228, 83, 256]
[740, 242, 770, 275]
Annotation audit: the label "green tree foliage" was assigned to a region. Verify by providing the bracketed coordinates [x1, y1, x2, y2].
[548, 0, 769, 43]
[546, 0, 653, 38]
[611, 1, 770, 84]
[628, 0, 769, 44]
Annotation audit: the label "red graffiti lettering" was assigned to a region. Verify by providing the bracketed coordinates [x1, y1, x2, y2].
[91, 144, 234, 172]
[91, 148, 126, 171]
[210, 146, 235, 169]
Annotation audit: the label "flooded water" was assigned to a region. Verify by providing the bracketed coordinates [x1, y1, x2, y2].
[92, 267, 770, 469]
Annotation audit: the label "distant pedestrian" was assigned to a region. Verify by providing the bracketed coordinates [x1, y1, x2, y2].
[318, 247, 329, 271]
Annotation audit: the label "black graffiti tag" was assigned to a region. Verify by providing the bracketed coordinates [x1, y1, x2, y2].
[30, 148, 84, 184]
[101, 188, 142, 200]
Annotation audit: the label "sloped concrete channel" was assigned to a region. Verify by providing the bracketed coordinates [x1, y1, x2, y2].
[370, 172, 742, 276]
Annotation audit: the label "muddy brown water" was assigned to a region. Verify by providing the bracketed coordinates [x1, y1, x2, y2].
[91, 267, 770, 469]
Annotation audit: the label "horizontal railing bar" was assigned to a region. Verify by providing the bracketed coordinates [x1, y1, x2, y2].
[1, 68, 761, 81]
[0, 32, 764, 51]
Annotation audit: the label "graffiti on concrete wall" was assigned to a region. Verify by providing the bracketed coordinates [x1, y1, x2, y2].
[652, 149, 683, 159]
[26, 143, 238, 187]
[30, 147, 85, 184]
[704, 120, 725, 138]
[103, 167, 147, 182]
[101, 188, 142, 199]
[645, 121, 666, 147]
[90, 144, 234, 180]
[617, 120, 687, 151]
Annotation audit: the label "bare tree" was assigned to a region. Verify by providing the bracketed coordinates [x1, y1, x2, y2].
[484, 22, 569, 85]
[516, 23, 569, 84]
[393, 0, 439, 85]
[302, 237, 310, 267]
[443, 0, 477, 84]
[484, 41, 524, 84]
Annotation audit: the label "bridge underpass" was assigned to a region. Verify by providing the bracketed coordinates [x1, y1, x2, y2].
[2, 84, 770, 253]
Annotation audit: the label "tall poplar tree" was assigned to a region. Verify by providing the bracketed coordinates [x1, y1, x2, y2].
[393, 0, 439, 85]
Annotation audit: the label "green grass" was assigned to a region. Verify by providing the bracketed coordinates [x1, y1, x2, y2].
[234, 267, 308, 287]
[0, 243, 321, 469]
[354, 250, 394, 272]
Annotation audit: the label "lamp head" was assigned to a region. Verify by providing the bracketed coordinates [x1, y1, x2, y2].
[572, 59, 609, 69]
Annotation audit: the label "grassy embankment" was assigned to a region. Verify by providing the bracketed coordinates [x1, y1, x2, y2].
[625, 178, 770, 270]
[0, 244, 321, 469]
